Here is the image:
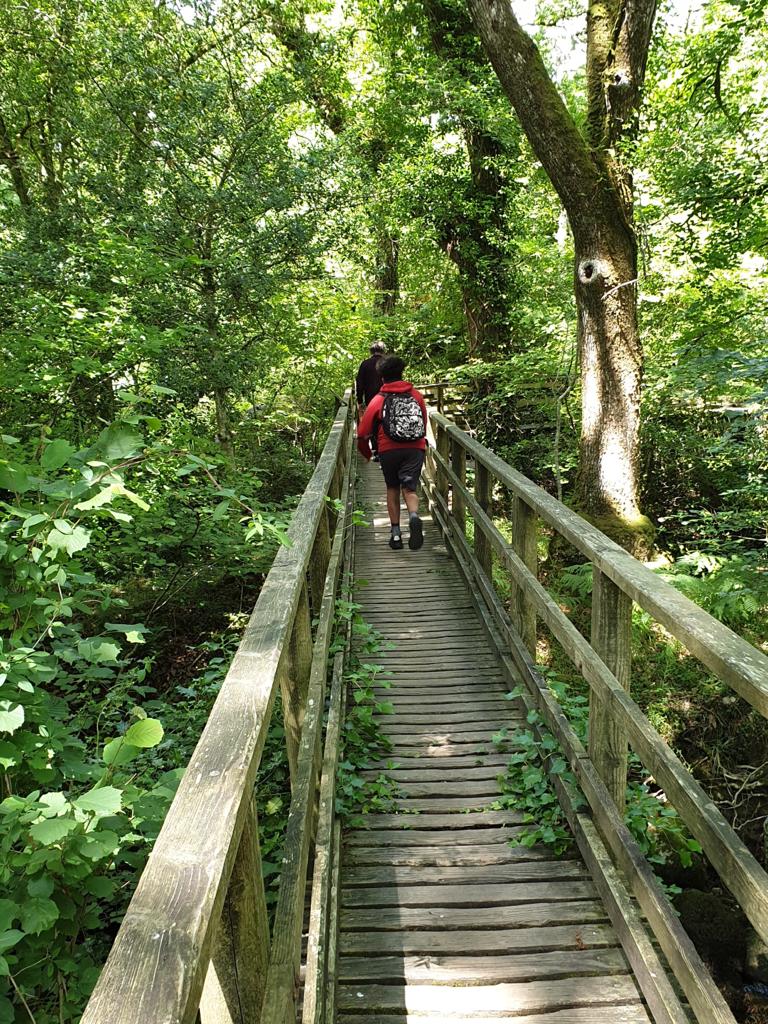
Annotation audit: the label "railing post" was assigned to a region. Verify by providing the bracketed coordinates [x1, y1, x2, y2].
[436, 383, 445, 413]
[474, 461, 493, 579]
[589, 568, 632, 810]
[436, 422, 450, 512]
[512, 496, 537, 656]
[279, 581, 313, 787]
[450, 437, 466, 537]
[309, 510, 332, 621]
[200, 796, 270, 1024]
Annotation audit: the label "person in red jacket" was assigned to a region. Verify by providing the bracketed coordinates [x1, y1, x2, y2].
[357, 355, 427, 550]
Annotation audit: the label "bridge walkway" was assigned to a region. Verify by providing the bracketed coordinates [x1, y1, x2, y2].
[335, 457, 653, 1023]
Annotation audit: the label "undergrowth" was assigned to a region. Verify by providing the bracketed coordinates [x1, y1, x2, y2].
[333, 595, 400, 826]
[493, 677, 701, 877]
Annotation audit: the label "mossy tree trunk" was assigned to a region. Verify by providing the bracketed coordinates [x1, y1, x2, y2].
[468, 0, 657, 554]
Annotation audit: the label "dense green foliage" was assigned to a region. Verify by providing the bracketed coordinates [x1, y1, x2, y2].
[0, 0, 766, 1019]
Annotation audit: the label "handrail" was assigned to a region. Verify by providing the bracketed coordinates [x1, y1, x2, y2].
[422, 404, 768, 1024]
[431, 409, 768, 716]
[82, 395, 354, 1024]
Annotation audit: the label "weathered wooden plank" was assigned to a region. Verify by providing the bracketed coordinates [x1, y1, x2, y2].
[279, 580, 313, 787]
[200, 797, 269, 1024]
[354, 810, 523, 829]
[512, 495, 537, 656]
[439, 458, 768, 946]
[261, 436, 353, 1024]
[451, 435, 467, 535]
[344, 861, 588, 887]
[360, 763, 507, 783]
[589, 568, 632, 809]
[384, 694, 512, 707]
[345, 827, 522, 848]
[324, 818, 342, 1024]
[340, 901, 609, 932]
[302, 649, 345, 1024]
[385, 744, 500, 760]
[341, 880, 598, 908]
[337, 1009, 650, 1024]
[433, 479, 732, 1024]
[370, 780, 502, 801]
[344, 842, 567, 866]
[474, 460, 493, 579]
[81, 401, 353, 1024]
[379, 710, 510, 727]
[336, 975, 644, 1014]
[338, 948, 628, 985]
[339, 923, 617, 956]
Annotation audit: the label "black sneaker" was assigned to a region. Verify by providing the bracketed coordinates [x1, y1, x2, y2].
[408, 516, 424, 550]
[389, 534, 403, 550]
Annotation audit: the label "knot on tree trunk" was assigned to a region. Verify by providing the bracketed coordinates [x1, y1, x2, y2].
[577, 257, 609, 286]
[608, 69, 631, 89]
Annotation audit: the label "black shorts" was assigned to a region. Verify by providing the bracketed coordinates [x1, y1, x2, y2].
[379, 448, 425, 491]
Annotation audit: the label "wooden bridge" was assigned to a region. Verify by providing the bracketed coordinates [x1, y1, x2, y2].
[82, 391, 768, 1024]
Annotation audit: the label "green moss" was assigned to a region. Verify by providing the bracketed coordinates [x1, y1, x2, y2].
[584, 510, 656, 559]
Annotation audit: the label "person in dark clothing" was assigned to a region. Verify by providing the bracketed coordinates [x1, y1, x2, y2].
[355, 341, 387, 458]
[357, 355, 427, 551]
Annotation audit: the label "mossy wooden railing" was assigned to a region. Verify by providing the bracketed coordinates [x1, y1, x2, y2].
[422, 399, 768, 1024]
[82, 395, 355, 1024]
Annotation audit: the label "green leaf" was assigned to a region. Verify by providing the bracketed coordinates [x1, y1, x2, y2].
[84, 875, 116, 898]
[29, 817, 77, 845]
[74, 786, 122, 817]
[77, 829, 119, 861]
[97, 425, 143, 461]
[0, 704, 24, 734]
[47, 525, 91, 555]
[0, 464, 33, 493]
[41, 439, 76, 470]
[27, 875, 54, 899]
[0, 902, 19, 932]
[124, 718, 164, 748]
[106, 622, 148, 643]
[0, 995, 13, 1023]
[75, 485, 120, 511]
[77, 640, 121, 664]
[20, 897, 59, 935]
[0, 931, 23, 954]
[102, 736, 141, 767]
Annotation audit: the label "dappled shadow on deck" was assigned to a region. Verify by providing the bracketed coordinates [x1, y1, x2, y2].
[334, 457, 652, 1023]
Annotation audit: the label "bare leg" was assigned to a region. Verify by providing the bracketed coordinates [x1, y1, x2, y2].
[403, 487, 419, 515]
[386, 486, 401, 525]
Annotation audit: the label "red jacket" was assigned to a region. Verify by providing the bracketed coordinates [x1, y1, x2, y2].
[357, 381, 428, 459]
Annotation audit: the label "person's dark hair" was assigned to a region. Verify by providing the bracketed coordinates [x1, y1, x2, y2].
[370, 341, 387, 355]
[379, 355, 405, 382]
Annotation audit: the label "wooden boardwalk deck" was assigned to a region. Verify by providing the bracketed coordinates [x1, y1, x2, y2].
[337, 457, 653, 1023]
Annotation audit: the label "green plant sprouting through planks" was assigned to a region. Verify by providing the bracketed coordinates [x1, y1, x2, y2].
[333, 594, 401, 825]
[493, 680, 702, 875]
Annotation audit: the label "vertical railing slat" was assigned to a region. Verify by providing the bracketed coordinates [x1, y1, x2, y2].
[200, 796, 270, 1024]
[512, 496, 537, 656]
[450, 438, 467, 536]
[279, 582, 313, 787]
[474, 460, 493, 580]
[589, 568, 633, 809]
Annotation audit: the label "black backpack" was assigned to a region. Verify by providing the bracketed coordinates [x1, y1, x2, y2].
[380, 390, 426, 442]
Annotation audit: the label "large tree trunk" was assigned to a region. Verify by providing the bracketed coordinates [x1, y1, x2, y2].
[374, 233, 400, 315]
[468, 0, 655, 554]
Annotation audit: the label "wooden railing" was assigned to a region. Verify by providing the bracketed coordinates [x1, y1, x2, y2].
[422, 404, 768, 1024]
[82, 395, 355, 1024]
